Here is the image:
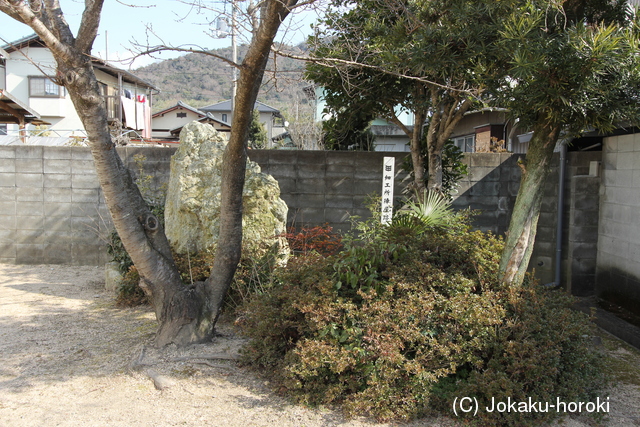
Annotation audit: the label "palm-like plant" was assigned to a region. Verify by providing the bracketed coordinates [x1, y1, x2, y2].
[395, 190, 454, 230]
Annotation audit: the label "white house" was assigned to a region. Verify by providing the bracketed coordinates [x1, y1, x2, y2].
[199, 99, 287, 146]
[0, 34, 158, 144]
[151, 101, 231, 140]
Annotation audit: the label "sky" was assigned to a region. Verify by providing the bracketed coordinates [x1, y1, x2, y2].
[0, 0, 320, 69]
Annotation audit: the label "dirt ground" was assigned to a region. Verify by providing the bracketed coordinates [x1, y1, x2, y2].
[0, 264, 638, 427]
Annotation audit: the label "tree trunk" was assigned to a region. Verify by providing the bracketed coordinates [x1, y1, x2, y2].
[0, 0, 297, 346]
[499, 121, 562, 287]
[0, 0, 299, 347]
[57, 51, 210, 348]
[425, 92, 473, 193]
[410, 108, 427, 194]
[0, 0, 207, 347]
[426, 146, 443, 192]
[203, 0, 298, 326]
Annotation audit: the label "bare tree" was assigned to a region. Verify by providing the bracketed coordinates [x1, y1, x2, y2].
[0, 0, 305, 346]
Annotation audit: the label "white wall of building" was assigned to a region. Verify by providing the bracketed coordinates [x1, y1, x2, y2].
[4, 44, 153, 138]
[5, 46, 82, 132]
[152, 108, 203, 139]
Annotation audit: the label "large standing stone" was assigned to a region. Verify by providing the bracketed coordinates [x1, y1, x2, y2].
[164, 121, 288, 260]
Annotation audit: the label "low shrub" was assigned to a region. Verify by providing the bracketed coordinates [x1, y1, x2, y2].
[238, 215, 607, 424]
[284, 224, 343, 256]
[429, 283, 608, 426]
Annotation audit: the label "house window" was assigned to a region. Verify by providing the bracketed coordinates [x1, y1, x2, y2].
[29, 76, 65, 98]
[221, 114, 228, 122]
[453, 135, 475, 153]
[0, 124, 6, 135]
[273, 115, 285, 126]
[177, 112, 187, 118]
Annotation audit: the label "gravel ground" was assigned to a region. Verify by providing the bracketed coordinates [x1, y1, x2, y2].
[0, 264, 638, 427]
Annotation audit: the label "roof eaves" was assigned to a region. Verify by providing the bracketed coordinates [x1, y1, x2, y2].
[177, 100, 207, 116]
[90, 57, 159, 91]
[153, 101, 206, 118]
[200, 100, 231, 111]
[254, 100, 280, 113]
[1, 34, 42, 53]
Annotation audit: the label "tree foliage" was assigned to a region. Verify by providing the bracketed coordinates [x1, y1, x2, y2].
[306, 0, 511, 191]
[248, 109, 268, 148]
[306, 0, 640, 286]
[321, 111, 375, 151]
[494, 0, 640, 286]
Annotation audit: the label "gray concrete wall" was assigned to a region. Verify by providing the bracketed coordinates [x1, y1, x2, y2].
[0, 145, 604, 295]
[531, 151, 601, 288]
[452, 150, 602, 288]
[567, 176, 600, 296]
[0, 146, 108, 265]
[597, 133, 640, 310]
[249, 150, 408, 233]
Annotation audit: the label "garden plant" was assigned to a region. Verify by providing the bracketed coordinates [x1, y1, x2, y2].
[238, 197, 608, 425]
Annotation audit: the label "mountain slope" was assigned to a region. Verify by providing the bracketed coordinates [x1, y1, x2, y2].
[134, 43, 312, 117]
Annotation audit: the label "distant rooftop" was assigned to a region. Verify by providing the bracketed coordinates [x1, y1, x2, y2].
[200, 100, 281, 114]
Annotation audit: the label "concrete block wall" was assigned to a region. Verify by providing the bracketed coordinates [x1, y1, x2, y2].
[597, 133, 640, 310]
[0, 144, 604, 296]
[567, 176, 600, 296]
[118, 145, 177, 201]
[0, 146, 409, 264]
[0, 146, 109, 265]
[452, 153, 521, 235]
[530, 151, 601, 286]
[0, 146, 177, 265]
[250, 150, 408, 233]
[452, 150, 602, 287]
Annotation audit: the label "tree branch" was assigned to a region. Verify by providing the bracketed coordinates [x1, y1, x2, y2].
[132, 44, 241, 69]
[0, 1, 71, 60]
[76, 0, 105, 54]
[274, 47, 480, 99]
[43, 0, 75, 45]
[384, 106, 411, 137]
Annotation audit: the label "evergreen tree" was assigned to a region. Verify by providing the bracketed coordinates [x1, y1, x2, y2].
[248, 109, 268, 149]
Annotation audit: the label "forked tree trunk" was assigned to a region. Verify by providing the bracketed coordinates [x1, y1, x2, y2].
[58, 48, 211, 348]
[499, 121, 562, 287]
[425, 91, 473, 193]
[0, 0, 298, 347]
[0, 0, 205, 347]
[395, 85, 473, 196]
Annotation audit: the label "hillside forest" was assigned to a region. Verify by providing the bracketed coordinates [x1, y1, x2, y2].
[134, 43, 313, 123]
